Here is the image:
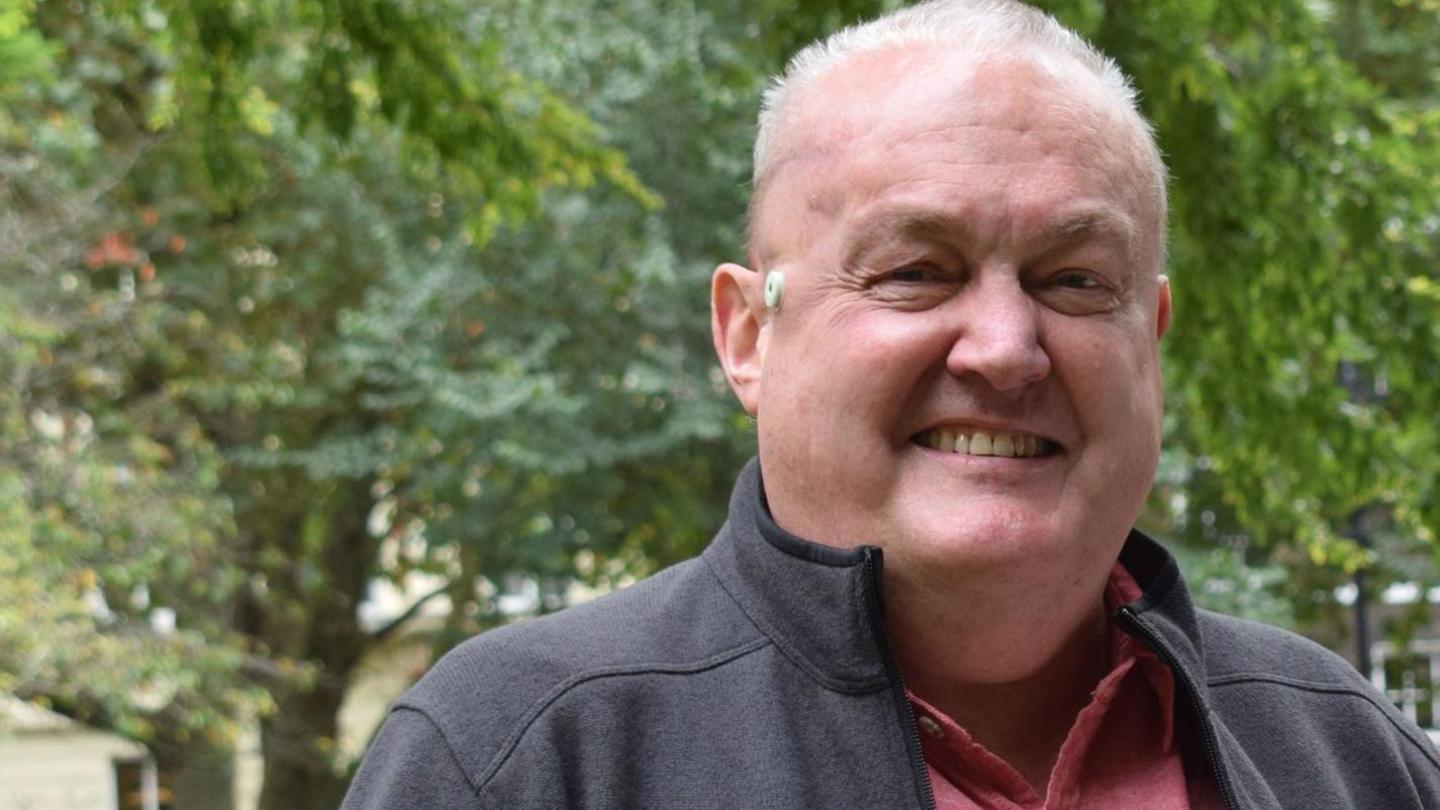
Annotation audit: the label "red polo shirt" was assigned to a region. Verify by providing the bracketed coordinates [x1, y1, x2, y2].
[907, 565, 1221, 809]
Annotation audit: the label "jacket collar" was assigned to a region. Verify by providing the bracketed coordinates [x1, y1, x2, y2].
[702, 459, 891, 692]
[1114, 528, 1207, 678]
[701, 458, 1208, 690]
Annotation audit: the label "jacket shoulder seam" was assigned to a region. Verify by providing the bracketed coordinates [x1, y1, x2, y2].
[474, 636, 773, 793]
[385, 704, 487, 802]
[700, 554, 887, 695]
[1207, 672, 1440, 771]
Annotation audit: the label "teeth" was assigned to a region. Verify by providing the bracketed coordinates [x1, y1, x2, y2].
[918, 429, 1047, 459]
[970, 432, 993, 456]
[992, 434, 1014, 457]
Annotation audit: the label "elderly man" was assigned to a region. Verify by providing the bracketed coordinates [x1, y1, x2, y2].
[343, 1, 1440, 807]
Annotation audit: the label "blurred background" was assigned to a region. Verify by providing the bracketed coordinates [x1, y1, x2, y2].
[1, 0, 1438, 807]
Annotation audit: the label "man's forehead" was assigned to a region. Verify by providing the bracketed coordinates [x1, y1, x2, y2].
[749, 47, 1159, 267]
[764, 50, 1099, 180]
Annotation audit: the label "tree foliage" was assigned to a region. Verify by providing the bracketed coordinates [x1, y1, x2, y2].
[1068, 0, 1440, 592]
[2, 0, 667, 803]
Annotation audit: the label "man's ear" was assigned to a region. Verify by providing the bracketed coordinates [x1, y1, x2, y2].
[1156, 274, 1172, 340]
[711, 262, 768, 416]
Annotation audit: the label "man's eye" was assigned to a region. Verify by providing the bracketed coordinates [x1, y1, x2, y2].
[1052, 271, 1101, 290]
[886, 264, 941, 283]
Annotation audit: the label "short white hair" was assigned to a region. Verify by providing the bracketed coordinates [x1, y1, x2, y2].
[751, 0, 1167, 247]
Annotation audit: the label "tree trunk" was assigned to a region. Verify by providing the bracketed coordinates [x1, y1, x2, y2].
[156, 742, 235, 810]
[254, 478, 379, 810]
[255, 681, 350, 810]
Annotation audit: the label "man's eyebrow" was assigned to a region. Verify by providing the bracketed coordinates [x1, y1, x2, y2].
[840, 205, 1136, 262]
[841, 208, 967, 255]
[1032, 210, 1137, 251]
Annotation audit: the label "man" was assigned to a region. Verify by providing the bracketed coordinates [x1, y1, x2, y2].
[343, 1, 1440, 807]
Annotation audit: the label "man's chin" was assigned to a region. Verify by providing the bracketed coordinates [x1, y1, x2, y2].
[893, 513, 1070, 570]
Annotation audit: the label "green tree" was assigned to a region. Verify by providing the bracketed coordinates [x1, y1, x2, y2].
[3, 0, 662, 805]
[1058, 0, 1440, 618]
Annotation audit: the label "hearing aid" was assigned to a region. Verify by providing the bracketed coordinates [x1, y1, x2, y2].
[764, 271, 785, 313]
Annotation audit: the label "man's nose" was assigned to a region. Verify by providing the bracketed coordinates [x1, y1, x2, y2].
[943, 278, 1051, 393]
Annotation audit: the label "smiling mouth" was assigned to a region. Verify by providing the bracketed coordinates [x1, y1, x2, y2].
[912, 427, 1058, 459]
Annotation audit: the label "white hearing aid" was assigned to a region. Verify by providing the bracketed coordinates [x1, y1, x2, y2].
[764, 271, 785, 313]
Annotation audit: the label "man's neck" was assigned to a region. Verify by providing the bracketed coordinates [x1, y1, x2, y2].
[886, 570, 1113, 795]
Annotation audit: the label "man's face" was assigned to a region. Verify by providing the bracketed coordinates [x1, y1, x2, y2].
[714, 49, 1170, 587]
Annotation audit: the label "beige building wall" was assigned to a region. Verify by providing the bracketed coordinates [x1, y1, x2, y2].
[0, 698, 153, 810]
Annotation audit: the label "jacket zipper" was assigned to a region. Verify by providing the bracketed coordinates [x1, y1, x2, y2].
[862, 548, 938, 810]
[1116, 606, 1240, 810]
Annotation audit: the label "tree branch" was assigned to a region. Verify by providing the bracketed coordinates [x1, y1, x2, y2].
[368, 583, 449, 643]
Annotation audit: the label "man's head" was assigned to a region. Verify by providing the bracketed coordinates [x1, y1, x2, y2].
[712, 0, 1171, 593]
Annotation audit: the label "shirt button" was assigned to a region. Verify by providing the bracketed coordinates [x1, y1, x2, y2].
[917, 716, 943, 738]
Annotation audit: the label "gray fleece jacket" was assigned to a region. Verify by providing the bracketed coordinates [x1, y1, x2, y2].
[342, 461, 1440, 808]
